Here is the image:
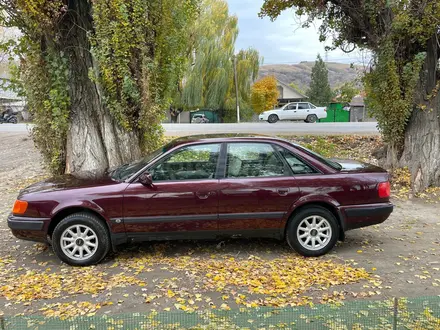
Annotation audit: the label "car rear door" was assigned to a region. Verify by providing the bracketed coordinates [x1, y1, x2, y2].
[122, 143, 221, 241]
[217, 142, 301, 238]
[295, 102, 311, 120]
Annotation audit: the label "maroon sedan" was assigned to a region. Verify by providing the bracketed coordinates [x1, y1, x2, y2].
[8, 134, 392, 266]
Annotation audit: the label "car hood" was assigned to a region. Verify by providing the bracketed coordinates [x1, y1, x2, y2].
[331, 159, 387, 173]
[19, 175, 119, 196]
[261, 109, 282, 115]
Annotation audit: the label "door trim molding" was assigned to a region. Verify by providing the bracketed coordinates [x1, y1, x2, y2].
[218, 212, 284, 220]
[118, 211, 285, 224]
[122, 214, 218, 224]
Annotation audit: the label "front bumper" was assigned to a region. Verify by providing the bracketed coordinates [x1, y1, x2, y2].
[8, 214, 50, 242]
[339, 202, 393, 231]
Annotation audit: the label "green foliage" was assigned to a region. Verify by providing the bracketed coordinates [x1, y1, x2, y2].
[5, 38, 70, 173]
[222, 96, 253, 122]
[364, 43, 425, 146]
[260, 0, 440, 152]
[333, 81, 359, 104]
[289, 82, 305, 95]
[179, 0, 260, 121]
[1, 0, 199, 173]
[180, 0, 237, 110]
[307, 54, 332, 106]
[91, 0, 199, 152]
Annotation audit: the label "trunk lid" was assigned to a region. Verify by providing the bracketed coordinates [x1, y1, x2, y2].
[331, 159, 387, 173]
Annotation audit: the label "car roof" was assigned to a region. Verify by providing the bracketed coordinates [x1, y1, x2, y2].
[165, 133, 294, 149]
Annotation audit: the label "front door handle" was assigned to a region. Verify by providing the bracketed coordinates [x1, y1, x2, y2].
[277, 188, 289, 196]
[196, 191, 213, 200]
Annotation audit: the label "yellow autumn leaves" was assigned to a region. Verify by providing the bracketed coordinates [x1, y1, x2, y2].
[1, 268, 145, 301]
[251, 75, 280, 114]
[1, 246, 373, 316]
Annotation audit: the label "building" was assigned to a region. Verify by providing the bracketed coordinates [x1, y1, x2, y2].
[349, 94, 375, 122]
[0, 75, 27, 120]
[276, 79, 308, 107]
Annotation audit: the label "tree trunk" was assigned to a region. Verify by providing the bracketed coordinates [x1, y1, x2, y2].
[63, 0, 141, 178]
[399, 35, 440, 193]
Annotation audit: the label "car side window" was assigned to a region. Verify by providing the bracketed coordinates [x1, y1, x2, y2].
[275, 146, 317, 175]
[286, 103, 297, 110]
[298, 103, 310, 110]
[226, 143, 286, 178]
[150, 144, 220, 181]
[309, 103, 316, 109]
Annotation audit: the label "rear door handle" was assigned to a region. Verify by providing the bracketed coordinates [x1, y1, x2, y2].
[277, 188, 289, 196]
[196, 191, 213, 200]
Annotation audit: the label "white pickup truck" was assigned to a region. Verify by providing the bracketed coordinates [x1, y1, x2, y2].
[259, 102, 327, 123]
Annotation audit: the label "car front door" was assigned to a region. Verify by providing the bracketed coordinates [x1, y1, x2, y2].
[122, 143, 221, 241]
[217, 142, 301, 238]
[280, 103, 297, 120]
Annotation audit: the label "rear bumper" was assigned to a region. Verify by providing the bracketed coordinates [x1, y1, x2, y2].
[339, 202, 393, 231]
[7, 214, 50, 242]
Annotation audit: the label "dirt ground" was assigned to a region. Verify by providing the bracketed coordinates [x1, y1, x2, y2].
[0, 132, 439, 319]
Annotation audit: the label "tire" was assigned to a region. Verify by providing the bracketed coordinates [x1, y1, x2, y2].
[286, 206, 339, 257]
[9, 117, 17, 124]
[52, 212, 110, 266]
[268, 114, 279, 123]
[306, 114, 318, 123]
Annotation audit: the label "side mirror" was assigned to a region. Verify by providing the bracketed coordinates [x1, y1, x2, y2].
[138, 172, 153, 187]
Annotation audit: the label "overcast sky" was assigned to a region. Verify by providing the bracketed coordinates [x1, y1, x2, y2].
[227, 0, 369, 65]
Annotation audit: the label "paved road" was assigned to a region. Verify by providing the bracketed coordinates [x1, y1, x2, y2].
[0, 122, 379, 136]
[164, 122, 379, 136]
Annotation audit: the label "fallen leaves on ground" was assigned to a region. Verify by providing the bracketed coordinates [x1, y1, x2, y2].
[116, 249, 371, 309]
[39, 301, 112, 319]
[0, 268, 145, 301]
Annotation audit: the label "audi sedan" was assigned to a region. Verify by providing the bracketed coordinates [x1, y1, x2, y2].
[8, 134, 393, 266]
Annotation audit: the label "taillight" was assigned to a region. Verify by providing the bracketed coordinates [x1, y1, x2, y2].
[12, 200, 28, 215]
[378, 182, 390, 198]
[324, 108, 327, 112]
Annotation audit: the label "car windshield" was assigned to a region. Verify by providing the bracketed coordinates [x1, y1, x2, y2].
[294, 144, 342, 171]
[110, 144, 172, 181]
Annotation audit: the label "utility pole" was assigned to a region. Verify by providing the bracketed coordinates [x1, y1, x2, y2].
[233, 55, 240, 123]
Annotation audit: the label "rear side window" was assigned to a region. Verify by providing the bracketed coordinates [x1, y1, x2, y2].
[226, 143, 286, 178]
[298, 103, 310, 110]
[275, 146, 317, 175]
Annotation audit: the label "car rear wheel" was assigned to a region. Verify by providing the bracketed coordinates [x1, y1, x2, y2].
[52, 212, 110, 266]
[305, 114, 318, 123]
[286, 206, 338, 257]
[268, 114, 279, 123]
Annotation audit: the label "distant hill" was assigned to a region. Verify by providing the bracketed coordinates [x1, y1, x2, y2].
[259, 61, 362, 93]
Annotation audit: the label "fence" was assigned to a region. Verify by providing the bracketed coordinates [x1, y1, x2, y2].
[2, 296, 439, 329]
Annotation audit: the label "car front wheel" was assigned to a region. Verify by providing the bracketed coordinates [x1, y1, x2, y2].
[52, 212, 110, 266]
[286, 206, 338, 257]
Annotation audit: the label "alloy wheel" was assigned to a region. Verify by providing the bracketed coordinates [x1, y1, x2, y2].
[60, 224, 99, 261]
[296, 215, 332, 251]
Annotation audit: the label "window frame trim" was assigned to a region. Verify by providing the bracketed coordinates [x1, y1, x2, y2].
[221, 141, 293, 179]
[130, 142, 223, 183]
